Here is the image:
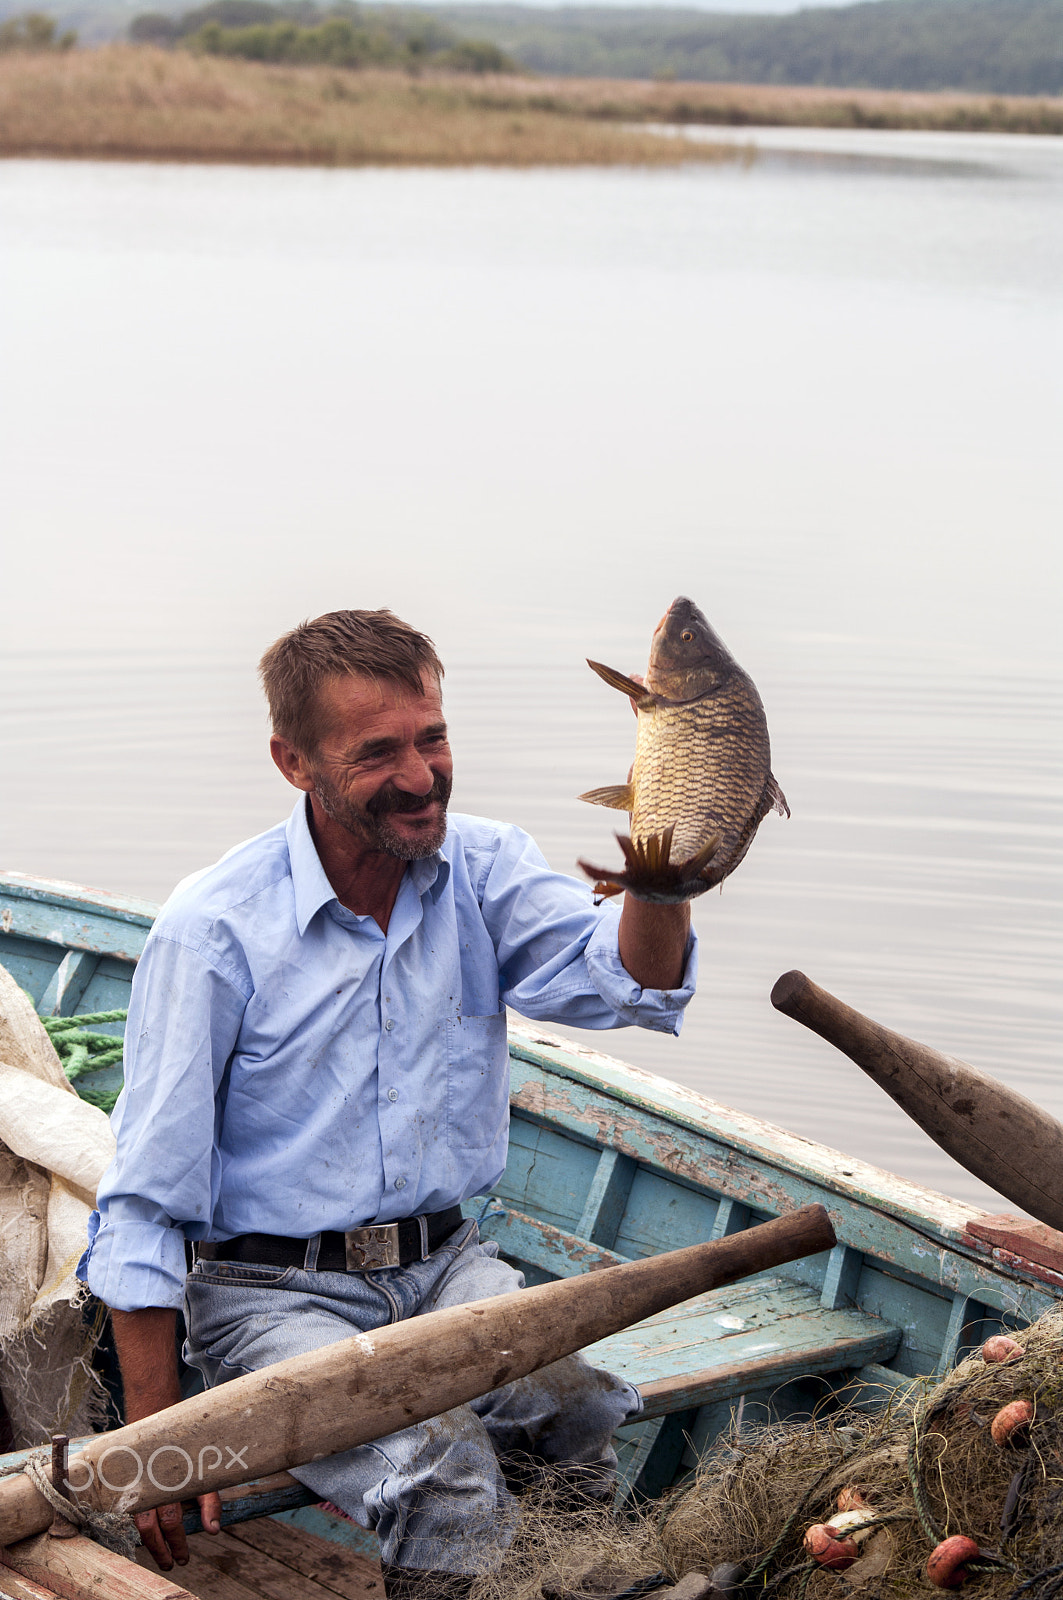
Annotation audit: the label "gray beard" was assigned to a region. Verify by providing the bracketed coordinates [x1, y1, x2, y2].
[313, 772, 450, 861]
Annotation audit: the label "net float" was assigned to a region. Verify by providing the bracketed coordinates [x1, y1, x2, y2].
[991, 1399, 1035, 1447]
[982, 1335, 1024, 1364]
[804, 1524, 859, 1571]
[804, 1509, 876, 1570]
[927, 1536, 981, 1588]
[837, 1487, 871, 1513]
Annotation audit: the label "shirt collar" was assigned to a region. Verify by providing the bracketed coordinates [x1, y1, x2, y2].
[285, 796, 452, 935]
[286, 797, 338, 936]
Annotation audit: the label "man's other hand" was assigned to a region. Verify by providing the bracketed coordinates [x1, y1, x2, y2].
[110, 1306, 223, 1569]
[134, 1491, 222, 1572]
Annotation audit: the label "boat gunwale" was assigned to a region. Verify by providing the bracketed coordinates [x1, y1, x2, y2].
[0, 871, 156, 928]
[507, 1020, 988, 1229]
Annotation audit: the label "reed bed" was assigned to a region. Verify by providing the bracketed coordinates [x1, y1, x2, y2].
[0, 46, 735, 165]
[485, 76, 1063, 136]
[1, 47, 1059, 166]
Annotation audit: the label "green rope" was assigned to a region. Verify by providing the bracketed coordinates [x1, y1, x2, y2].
[794, 1563, 815, 1600]
[44, 1009, 128, 1031]
[41, 1009, 128, 1112]
[908, 1398, 948, 1548]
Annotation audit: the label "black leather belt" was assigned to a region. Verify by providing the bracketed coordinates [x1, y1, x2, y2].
[195, 1207, 464, 1273]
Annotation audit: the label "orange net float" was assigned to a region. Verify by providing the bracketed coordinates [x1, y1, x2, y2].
[991, 1399, 1035, 1447]
[804, 1507, 878, 1572]
[927, 1536, 981, 1588]
[804, 1524, 859, 1572]
[982, 1336, 1025, 1364]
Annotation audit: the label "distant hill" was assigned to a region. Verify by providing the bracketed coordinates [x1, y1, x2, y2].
[429, 0, 1063, 94]
[1, 0, 1059, 92]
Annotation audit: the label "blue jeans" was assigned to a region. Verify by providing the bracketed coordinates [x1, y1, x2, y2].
[183, 1221, 641, 1574]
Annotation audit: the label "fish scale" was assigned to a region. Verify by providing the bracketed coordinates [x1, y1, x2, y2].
[578, 597, 788, 903]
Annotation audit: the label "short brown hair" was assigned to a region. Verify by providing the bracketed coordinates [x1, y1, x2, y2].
[259, 609, 444, 755]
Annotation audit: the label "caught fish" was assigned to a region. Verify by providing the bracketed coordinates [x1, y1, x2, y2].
[578, 597, 789, 902]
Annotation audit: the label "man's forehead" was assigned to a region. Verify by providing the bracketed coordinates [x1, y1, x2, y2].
[317, 670, 444, 731]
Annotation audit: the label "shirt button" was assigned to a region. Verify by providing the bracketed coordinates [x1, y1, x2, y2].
[387, 1088, 399, 1102]
[384, 1019, 394, 1032]
[395, 1176, 407, 1190]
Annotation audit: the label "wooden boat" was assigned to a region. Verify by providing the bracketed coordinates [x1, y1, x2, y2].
[1, 867, 1061, 1600]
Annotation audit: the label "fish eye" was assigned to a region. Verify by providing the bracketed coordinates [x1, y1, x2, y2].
[681, 630, 694, 642]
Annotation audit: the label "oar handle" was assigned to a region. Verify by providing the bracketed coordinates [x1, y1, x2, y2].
[771, 968, 1063, 1238]
[770, 968, 875, 1059]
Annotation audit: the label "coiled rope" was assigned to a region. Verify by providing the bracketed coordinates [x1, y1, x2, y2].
[41, 1009, 128, 1111]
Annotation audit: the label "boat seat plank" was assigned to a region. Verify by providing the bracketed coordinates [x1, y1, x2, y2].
[475, 1204, 626, 1277]
[134, 1549, 261, 1600]
[584, 1275, 901, 1420]
[178, 1532, 346, 1600]
[226, 1521, 381, 1600]
[4, 1534, 199, 1600]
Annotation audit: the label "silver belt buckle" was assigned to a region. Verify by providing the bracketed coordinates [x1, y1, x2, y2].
[345, 1223, 402, 1271]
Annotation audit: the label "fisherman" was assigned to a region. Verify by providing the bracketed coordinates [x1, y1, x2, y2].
[80, 610, 697, 1600]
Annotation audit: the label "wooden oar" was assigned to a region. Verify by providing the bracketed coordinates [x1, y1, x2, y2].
[771, 969, 1063, 1231]
[0, 1204, 834, 1548]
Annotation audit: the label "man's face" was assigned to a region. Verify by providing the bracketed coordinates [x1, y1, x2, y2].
[306, 671, 453, 861]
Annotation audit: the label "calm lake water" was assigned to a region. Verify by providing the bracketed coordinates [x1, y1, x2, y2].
[2, 129, 1060, 1212]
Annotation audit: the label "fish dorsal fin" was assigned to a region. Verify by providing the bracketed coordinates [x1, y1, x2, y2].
[768, 774, 790, 819]
[586, 660, 653, 703]
[578, 784, 635, 811]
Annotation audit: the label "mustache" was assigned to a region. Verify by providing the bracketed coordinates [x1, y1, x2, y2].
[366, 773, 452, 819]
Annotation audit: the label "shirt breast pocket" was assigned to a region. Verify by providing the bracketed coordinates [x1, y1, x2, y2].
[444, 1011, 510, 1151]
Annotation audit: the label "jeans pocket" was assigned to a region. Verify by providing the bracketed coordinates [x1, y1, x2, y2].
[192, 1260, 296, 1288]
[444, 1011, 510, 1151]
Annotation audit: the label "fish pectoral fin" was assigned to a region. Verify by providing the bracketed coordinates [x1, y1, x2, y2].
[578, 783, 635, 811]
[767, 774, 790, 819]
[586, 660, 652, 703]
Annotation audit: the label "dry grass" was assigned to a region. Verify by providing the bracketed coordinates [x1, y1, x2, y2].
[494, 75, 1063, 136]
[0, 45, 736, 165]
[1, 47, 1059, 168]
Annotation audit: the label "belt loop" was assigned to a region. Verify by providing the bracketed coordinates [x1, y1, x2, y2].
[303, 1234, 321, 1271]
[417, 1215, 429, 1261]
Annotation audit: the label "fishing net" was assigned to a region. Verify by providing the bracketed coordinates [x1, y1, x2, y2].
[471, 1310, 1063, 1600]
[0, 962, 115, 1447]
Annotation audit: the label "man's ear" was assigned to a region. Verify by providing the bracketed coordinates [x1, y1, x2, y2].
[270, 735, 315, 793]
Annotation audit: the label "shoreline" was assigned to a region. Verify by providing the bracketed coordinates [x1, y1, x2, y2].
[1, 47, 1060, 168]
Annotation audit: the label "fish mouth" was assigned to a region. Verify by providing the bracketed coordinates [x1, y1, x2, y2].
[653, 596, 691, 636]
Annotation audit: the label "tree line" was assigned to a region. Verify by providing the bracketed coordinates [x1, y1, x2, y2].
[130, 0, 515, 70]
[431, 0, 1062, 96]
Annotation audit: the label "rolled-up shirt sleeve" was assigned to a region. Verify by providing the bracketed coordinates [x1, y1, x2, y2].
[81, 935, 248, 1312]
[479, 824, 698, 1036]
[582, 911, 697, 1035]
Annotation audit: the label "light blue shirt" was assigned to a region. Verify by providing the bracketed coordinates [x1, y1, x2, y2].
[83, 799, 697, 1312]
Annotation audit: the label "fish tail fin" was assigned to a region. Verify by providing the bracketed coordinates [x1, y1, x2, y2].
[578, 828, 718, 904]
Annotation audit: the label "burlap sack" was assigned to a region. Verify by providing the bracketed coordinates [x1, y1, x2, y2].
[0, 962, 116, 1446]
